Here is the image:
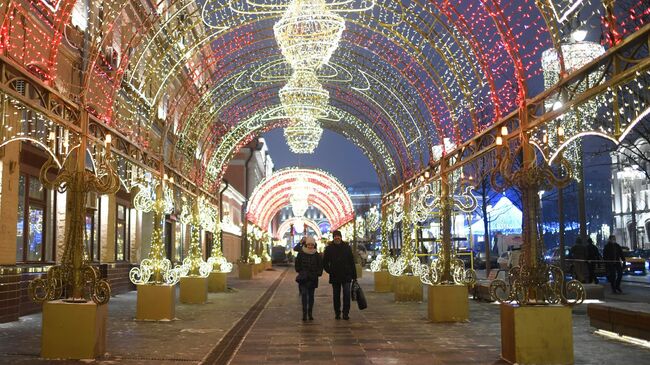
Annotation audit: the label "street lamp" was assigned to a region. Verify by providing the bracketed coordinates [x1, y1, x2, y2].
[616, 165, 645, 250]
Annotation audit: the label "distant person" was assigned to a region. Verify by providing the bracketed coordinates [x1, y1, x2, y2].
[570, 238, 587, 282]
[323, 230, 357, 320]
[586, 238, 602, 284]
[603, 235, 625, 294]
[295, 236, 323, 321]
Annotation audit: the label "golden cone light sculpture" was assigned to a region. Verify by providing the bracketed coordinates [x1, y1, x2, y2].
[273, 0, 345, 71]
[284, 117, 323, 153]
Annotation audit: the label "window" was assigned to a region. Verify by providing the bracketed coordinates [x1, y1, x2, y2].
[84, 198, 100, 262]
[16, 174, 49, 262]
[174, 221, 184, 263]
[115, 204, 129, 261]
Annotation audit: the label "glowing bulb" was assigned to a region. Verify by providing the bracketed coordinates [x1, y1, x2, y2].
[500, 126, 508, 136]
[558, 126, 565, 137]
[553, 100, 563, 110]
[496, 136, 503, 146]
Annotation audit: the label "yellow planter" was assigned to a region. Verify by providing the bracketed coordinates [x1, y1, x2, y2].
[208, 271, 228, 292]
[136, 284, 176, 321]
[427, 284, 469, 322]
[374, 271, 393, 292]
[179, 276, 208, 304]
[500, 303, 574, 365]
[238, 263, 254, 279]
[42, 300, 108, 359]
[393, 275, 422, 302]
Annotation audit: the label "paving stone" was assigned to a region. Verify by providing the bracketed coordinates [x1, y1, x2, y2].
[1, 267, 649, 364]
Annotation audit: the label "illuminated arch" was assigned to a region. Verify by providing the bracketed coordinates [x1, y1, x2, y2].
[275, 217, 322, 241]
[247, 168, 354, 231]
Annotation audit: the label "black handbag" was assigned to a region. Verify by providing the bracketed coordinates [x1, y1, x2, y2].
[351, 280, 367, 310]
[296, 271, 308, 283]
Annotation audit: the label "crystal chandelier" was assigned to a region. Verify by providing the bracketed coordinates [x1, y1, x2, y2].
[290, 179, 310, 217]
[284, 117, 323, 153]
[279, 70, 329, 121]
[273, 0, 345, 71]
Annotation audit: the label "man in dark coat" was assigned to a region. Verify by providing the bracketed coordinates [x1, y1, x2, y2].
[323, 230, 357, 320]
[586, 238, 602, 284]
[603, 235, 625, 294]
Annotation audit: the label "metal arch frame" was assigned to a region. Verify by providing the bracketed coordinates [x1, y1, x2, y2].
[0, 2, 644, 196]
[78, 0, 533, 156]
[201, 104, 399, 192]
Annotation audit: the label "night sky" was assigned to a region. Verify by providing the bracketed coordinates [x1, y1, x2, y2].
[262, 128, 379, 187]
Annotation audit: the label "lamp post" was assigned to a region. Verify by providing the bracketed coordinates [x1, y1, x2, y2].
[617, 165, 645, 250]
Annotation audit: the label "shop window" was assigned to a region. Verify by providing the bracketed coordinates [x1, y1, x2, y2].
[84, 199, 100, 262]
[115, 203, 129, 261]
[205, 231, 214, 258]
[174, 221, 184, 263]
[16, 174, 50, 263]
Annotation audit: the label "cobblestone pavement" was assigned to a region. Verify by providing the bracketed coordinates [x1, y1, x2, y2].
[230, 268, 650, 365]
[1, 267, 649, 365]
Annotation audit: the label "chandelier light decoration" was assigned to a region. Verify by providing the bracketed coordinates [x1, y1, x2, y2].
[279, 71, 330, 119]
[129, 179, 181, 285]
[274, 0, 345, 153]
[284, 117, 324, 153]
[273, 0, 345, 71]
[290, 178, 311, 217]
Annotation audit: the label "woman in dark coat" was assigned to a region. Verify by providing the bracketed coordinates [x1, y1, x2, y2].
[295, 236, 323, 321]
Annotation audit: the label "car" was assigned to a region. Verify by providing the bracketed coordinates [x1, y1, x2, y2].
[623, 248, 647, 275]
[271, 245, 288, 265]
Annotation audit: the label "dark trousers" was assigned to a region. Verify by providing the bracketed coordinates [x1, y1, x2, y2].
[588, 262, 596, 284]
[299, 284, 315, 314]
[606, 263, 623, 292]
[331, 281, 351, 315]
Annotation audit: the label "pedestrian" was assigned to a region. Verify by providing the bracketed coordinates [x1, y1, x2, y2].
[295, 236, 323, 321]
[323, 230, 357, 320]
[570, 238, 587, 282]
[586, 237, 602, 284]
[603, 235, 625, 294]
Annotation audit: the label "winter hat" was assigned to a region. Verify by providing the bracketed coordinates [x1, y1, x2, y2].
[305, 236, 316, 245]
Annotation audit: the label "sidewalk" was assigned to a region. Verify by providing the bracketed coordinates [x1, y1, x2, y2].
[0, 267, 648, 364]
[0, 269, 284, 364]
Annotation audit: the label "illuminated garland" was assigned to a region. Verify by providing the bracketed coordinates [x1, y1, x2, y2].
[175, 199, 212, 278]
[130, 182, 180, 286]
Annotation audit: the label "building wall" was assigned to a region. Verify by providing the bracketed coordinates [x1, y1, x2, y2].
[611, 142, 650, 249]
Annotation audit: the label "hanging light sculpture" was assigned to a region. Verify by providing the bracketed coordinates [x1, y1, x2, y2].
[290, 178, 310, 217]
[284, 117, 323, 153]
[273, 0, 345, 71]
[279, 70, 329, 121]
